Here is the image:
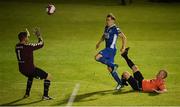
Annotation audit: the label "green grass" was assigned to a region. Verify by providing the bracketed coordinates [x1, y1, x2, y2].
[0, 0, 180, 106]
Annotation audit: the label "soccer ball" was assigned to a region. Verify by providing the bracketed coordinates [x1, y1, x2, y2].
[46, 4, 56, 15]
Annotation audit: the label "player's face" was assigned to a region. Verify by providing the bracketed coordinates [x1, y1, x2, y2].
[156, 71, 166, 79]
[106, 17, 115, 27]
[24, 36, 29, 43]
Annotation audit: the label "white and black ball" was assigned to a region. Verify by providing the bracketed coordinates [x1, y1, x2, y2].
[46, 4, 56, 15]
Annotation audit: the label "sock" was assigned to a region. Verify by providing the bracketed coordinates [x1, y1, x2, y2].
[127, 76, 139, 90]
[111, 71, 122, 85]
[25, 77, 33, 95]
[97, 57, 115, 69]
[121, 75, 128, 86]
[44, 80, 50, 96]
[122, 54, 135, 69]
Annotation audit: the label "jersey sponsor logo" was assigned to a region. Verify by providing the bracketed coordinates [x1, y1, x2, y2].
[18, 61, 25, 63]
[109, 29, 112, 33]
[103, 25, 120, 49]
[16, 46, 23, 49]
[104, 32, 109, 39]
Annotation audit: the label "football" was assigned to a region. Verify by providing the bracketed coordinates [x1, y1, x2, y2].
[46, 4, 56, 15]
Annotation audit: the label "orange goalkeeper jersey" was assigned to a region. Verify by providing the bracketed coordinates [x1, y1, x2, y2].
[142, 78, 166, 92]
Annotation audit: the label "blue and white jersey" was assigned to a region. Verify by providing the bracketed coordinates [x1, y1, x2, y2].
[103, 24, 121, 49]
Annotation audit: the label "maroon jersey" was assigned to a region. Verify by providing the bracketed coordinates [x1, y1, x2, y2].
[15, 39, 44, 76]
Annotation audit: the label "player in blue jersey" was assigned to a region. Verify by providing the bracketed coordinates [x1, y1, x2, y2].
[95, 13, 127, 90]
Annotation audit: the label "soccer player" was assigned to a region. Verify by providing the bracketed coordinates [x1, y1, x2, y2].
[95, 13, 127, 90]
[15, 28, 52, 100]
[121, 48, 168, 93]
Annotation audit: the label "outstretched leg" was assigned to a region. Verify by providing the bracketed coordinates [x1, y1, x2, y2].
[95, 54, 116, 69]
[43, 74, 52, 100]
[108, 66, 123, 90]
[122, 71, 140, 90]
[35, 67, 53, 100]
[121, 47, 139, 73]
[24, 77, 33, 98]
[121, 48, 144, 90]
[95, 51, 122, 90]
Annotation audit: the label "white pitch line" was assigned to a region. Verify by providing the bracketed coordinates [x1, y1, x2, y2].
[66, 83, 80, 107]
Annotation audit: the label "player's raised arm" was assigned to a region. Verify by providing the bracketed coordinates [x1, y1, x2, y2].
[153, 79, 168, 94]
[28, 28, 44, 50]
[119, 32, 127, 53]
[96, 35, 105, 50]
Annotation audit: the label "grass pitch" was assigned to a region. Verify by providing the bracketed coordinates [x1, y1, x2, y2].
[0, 0, 180, 106]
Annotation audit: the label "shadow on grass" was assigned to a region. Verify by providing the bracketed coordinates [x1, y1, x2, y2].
[53, 89, 135, 106]
[113, 90, 136, 95]
[148, 92, 159, 96]
[113, 89, 160, 96]
[0, 97, 42, 106]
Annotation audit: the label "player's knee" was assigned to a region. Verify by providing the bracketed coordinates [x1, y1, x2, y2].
[132, 65, 139, 73]
[95, 56, 98, 61]
[46, 73, 52, 80]
[122, 71, 131, 79]
[107, 67, 112, 72]
[95, 54, 102, 61]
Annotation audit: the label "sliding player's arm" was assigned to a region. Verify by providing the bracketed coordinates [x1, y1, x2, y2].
[119, 32, 127, 53]
[153, 83, 167, 94]
[96, 35, 105, 50]
[153, 89, 167, 94]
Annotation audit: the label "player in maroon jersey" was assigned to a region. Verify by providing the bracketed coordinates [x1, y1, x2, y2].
[15, 28, 52, 100]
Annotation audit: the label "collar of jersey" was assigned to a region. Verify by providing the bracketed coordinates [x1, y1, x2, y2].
[108, 24, 116, 29]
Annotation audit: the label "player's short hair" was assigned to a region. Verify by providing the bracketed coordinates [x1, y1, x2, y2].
[18, 32, 27, 41]
[160, 69, 168, 79]
[107, 13, 116, 20]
